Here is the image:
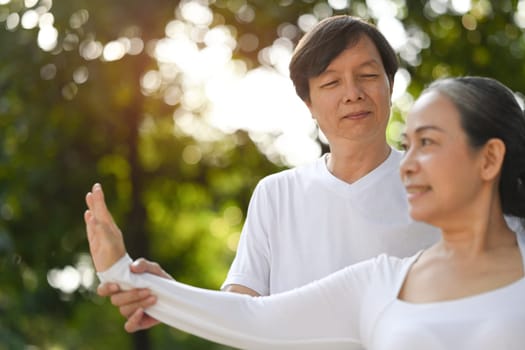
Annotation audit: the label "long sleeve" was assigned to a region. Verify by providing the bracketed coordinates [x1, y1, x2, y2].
[98, 254, 366, 350]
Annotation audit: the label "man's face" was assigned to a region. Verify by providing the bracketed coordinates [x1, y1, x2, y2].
[306, 35, 393, 147]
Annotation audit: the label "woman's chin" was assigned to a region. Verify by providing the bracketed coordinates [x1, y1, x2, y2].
[408, 208, 431, 224]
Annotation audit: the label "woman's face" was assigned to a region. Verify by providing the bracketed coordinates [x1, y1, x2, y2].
[399, 91, 486, 226]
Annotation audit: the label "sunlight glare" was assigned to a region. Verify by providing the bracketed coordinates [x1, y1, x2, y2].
[102, 40, 126, 61]
[236, 4, 255, 23]
[21, 9, 39, 29]
[297, 14, 318, 32]
[47, 254, 95, 294]
[6, 13, 20, 31]
[515, 0, 525, 28]
[238, 33, 259, 52]
[366, 0, 398, 18]
[69, 9, 89, 29]
[174, 110, 225, 142]
[451, 0, 471, 14]
[204, 25, 236, 50]
[313, 2, 333, 19]
[267, 37, 294, 75]
[180, 1, 213, 26]
[141, 70, 162, 94]
[38, 12, 53, 27]
[181, 87, 206, 111]
[62, 33, 79, 51]
[274, 132, 321, 166]
[24, 0, 38, 7]
[378, 17, 407, 50]
[205, 66, 318, 165]
[200, 45, 233, 74]
[40, 0, 52, 11]
[80, 39, 103, 60]
[328, 0, 349, 10]
[428, 0, 448, 15]
[73, 66, 89, 84]
[155, 37, 199, 70]
[37, 24, 58, 51]
[164, 85, 182, 106]
[77, 254, 95, 289]
[392, 68, 411, 101]
[128, 37, 144, 55]
[47, 265, 81, 294]
[160, 0, 418, 166]
[165, 19, 186, 38]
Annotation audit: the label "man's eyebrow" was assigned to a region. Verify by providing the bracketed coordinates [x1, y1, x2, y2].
[320, 59, 382, 75]
[401, 125, 445, 138]
[357, 59, 382, 68]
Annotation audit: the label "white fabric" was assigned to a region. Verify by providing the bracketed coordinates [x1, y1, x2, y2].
[97, 230, 525, 350]
[222, 149, 440, 295]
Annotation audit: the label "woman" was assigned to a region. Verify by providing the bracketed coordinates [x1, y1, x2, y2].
[85, 76, 525, 350]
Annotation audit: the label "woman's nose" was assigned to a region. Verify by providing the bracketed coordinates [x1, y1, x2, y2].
[399, 147, 418, 180]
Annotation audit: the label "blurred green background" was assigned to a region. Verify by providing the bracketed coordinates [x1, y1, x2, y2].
[1, 0, 525, 349]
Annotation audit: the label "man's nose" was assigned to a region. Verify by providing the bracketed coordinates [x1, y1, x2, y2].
[342, 80, 364, 102]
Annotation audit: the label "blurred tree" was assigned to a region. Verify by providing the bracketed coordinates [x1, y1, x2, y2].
[1, 0, 525, 349]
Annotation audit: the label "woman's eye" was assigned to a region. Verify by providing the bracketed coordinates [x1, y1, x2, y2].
[421, 138, 433, 146]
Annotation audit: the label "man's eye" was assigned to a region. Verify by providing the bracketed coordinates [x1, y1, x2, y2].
[320, 80, 338, 88]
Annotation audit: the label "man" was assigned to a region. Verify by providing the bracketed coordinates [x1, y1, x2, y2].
[98, 15, 439, 331]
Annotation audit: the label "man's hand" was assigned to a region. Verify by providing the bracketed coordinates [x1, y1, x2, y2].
[97, 258, 174, 332]
[84, 183, 126, 272]
[223, 284, 260, 297]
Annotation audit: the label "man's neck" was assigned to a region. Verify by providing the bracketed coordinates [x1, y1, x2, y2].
[326, 142, 391, 184]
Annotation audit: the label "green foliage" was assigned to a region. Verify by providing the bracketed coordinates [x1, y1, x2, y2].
[2, 0, 525, 348]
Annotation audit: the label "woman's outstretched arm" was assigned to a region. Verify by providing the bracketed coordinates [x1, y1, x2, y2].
[85, 184, 364, 350]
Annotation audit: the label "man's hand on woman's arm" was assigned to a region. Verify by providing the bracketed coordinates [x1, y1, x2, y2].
[97, 258, 174, 332]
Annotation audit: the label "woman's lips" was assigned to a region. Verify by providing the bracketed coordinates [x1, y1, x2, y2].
[405, 185, 431, 200]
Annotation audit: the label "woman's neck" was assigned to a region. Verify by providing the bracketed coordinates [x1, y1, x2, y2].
[434, 209, 517, 259]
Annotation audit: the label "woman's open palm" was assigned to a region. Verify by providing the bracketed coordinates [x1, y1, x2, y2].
[84, 183, 126, 272]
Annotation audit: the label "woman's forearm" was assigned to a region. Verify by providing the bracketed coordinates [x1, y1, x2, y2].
[97, 254, 362, 350]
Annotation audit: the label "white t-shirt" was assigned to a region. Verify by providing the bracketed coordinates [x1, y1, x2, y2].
[222, 149, 440, 295]
[98, 229, 525, 350]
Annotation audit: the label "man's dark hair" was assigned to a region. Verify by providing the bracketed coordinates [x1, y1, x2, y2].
[289, 15, 398, 102]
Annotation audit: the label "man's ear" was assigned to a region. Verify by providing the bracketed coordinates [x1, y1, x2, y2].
[303, 99, 316, 119]
[480, 138, 506, 181]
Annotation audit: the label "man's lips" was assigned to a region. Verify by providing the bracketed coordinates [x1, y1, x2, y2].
[342, 111, 370, 120]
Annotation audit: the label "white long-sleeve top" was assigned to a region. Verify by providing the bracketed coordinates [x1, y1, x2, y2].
[98, 231, 525, 350]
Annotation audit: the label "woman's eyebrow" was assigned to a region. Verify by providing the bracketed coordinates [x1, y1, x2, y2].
[401, 125, 445, 138]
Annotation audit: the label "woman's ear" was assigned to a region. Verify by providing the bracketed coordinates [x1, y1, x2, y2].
[480, 138, 506, 181]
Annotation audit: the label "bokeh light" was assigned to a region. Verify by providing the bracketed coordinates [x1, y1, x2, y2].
[13, 0, 427, 167]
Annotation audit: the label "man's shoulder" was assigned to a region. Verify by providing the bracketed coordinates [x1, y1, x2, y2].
[257, 157, 323, 186]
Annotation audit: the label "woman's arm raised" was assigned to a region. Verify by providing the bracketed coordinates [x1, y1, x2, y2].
[85, 183, 364, 350]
